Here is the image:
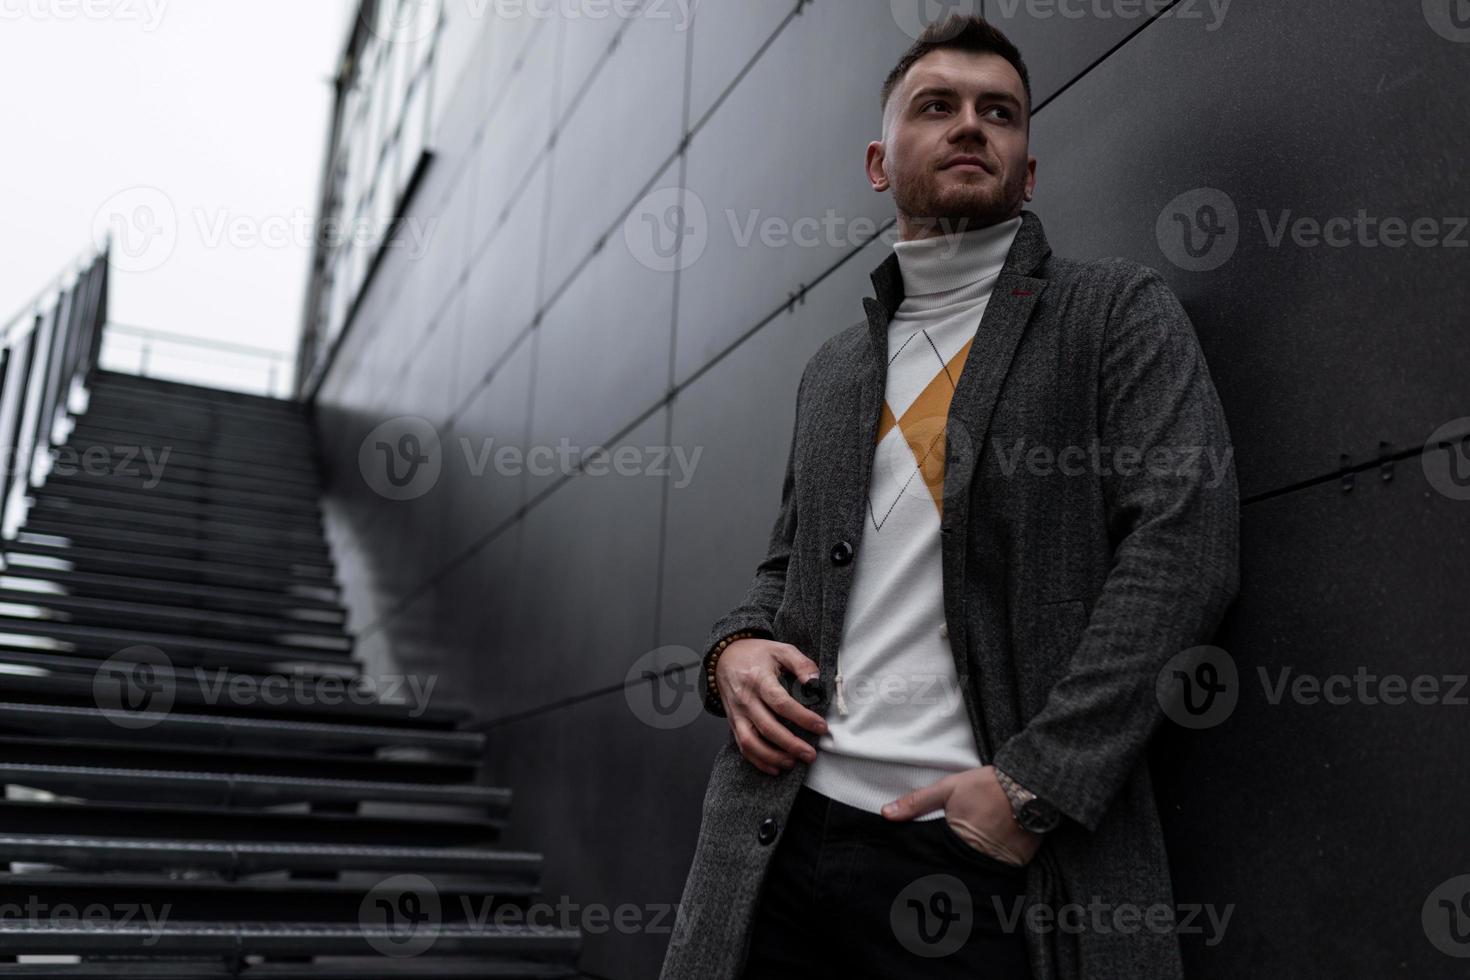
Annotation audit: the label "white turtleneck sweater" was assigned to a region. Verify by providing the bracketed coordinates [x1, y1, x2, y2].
[803, 214, 1023, 820]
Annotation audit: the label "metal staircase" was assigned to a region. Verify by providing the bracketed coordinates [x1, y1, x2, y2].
[0, 250, 582, 975]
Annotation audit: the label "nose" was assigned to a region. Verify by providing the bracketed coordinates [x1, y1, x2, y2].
[948, 103, 988, 147]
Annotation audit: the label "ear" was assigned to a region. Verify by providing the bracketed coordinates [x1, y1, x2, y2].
[866, 140, 889, 192]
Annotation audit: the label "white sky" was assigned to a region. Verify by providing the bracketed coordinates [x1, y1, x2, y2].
[0, 0, 356, 388]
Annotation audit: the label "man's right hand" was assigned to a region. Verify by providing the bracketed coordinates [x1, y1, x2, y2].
[714, 638, 828, 776]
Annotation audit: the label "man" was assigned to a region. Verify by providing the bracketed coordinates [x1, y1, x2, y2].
[661, 14, 1239, 980]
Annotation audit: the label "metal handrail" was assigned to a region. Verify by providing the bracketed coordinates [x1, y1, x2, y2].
[103, 322, 294, 362]
[0, 242, 111, 552]
[98, 322, 294, 398]
[0, 242, 104, 348]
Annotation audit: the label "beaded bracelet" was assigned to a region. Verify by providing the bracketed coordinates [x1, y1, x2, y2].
[703, 629, 762, 709]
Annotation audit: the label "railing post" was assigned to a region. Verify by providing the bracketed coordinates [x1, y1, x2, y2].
[0, 327, 39, 545]
[0, 247, 113, 558]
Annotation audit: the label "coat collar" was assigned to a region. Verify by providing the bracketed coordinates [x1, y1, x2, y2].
[864, 208, 1052, 353]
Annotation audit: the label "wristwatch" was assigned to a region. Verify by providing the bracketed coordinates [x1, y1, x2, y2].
[995, 766, 1062, 833]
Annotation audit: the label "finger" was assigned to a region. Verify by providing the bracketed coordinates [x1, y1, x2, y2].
[770, 643, 820, 682]
[881, 774, 958, 820]
[971, 828, 1027, 866]
[758, 674, 829, 736]
[745, 692, 816, 764]
[731, 716, 791, 775]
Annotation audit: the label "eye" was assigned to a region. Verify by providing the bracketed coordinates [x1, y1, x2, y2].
[986, 106, 1013, 121]
[920, 100, 949, 114]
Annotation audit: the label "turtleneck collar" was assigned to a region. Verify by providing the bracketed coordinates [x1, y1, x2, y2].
[890, 214, 1023, 300]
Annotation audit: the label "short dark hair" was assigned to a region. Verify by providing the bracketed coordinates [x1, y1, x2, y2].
[880, 15, 1033, 128]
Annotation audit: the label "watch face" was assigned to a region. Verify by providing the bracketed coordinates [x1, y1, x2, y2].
[1020, 799, 1061, 833]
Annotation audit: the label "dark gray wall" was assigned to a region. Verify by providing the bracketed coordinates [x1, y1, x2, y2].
[311, 2, 1470, 976]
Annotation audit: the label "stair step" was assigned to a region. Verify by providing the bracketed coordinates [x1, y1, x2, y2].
[0, 667, 468, 729]
[3, 539, 338, 592]
[52, 445, 323, 495]
[0, 581, 350, 641]
[86, 376, 309, 416]
[29, 497, 329, 548]
[79, 406, 315, 438]
[64, 438, 320, 482]
[0, 874, 542, 938]
[0, 797, 503, 846]
[44, 471, 323, 514]
[0, 959, 581, 978]
[18, 521, 335, 572]
[0, 834, 533, 875]
[0, 918, 580, 959]
[67, 421, 317, 467]
[0, 565, 344, 618]
[0, 611, 354, 671]
[76, 414, 313, 445]
[76, 410, 315, 446]
[0, 702, 479, 754]
[49, 452, 324, 498]
[28, 483, 324, 533]
[0, 643, 353, 687]
[0, 728, 476, 768]
[90, 370, 308, 415]
[0, 761, 504, 808]
[85, 382, 312, 421]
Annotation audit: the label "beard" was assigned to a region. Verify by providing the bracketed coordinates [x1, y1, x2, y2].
[891, 161, 1027, 235]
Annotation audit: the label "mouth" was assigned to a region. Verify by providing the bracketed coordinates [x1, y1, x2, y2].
[941, 156, 992, 174]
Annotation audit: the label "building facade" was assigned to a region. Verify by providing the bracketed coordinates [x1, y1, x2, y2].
[303, 2, 1470, 976]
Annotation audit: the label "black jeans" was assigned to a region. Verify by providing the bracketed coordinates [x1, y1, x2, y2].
[741, 783, 1034, 979]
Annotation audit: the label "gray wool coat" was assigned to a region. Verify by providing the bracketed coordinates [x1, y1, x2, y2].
[660, 209, 1241, 980]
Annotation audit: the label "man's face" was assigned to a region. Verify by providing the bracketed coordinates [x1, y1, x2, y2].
[868, 48, 1036, 240]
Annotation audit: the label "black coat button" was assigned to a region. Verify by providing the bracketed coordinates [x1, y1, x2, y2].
[829, 540, 853, 566]
[757, 816, 779, 845]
